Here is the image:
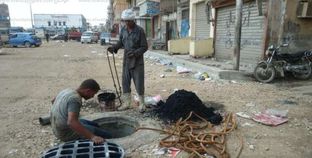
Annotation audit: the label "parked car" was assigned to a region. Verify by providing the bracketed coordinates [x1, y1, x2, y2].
[50, 34, 65, 40]
[81, 31, 98, 44]
[8, 32, 42, 47]
[68, 31, 82, 41]
[100, 32, 111, 45]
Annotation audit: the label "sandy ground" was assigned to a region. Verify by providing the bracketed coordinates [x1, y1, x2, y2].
[0, 41, 311, 158]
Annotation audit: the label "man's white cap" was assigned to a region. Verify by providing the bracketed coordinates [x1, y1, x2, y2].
[121, 9, 135, 20]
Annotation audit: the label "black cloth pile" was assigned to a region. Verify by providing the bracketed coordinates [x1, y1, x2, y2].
[154, 90, 222, 125]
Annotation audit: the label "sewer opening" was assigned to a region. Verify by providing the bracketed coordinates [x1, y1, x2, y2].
[94, 117, 139, 139]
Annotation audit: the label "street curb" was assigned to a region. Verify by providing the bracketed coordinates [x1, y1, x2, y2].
[145, 50, 252, 81]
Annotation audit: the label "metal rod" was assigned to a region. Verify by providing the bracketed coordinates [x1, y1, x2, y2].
[112, 53, 122, 105]
[106, 50, 122, 106]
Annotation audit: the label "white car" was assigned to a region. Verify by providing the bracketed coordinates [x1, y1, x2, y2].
[81, 31, 98, 44]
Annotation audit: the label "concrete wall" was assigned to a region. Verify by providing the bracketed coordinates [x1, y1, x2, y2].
[168, 38, 190, 54]
[268, 0, 312, 53]
[190, 38, 213, 57]
[282, 0, 312, 52]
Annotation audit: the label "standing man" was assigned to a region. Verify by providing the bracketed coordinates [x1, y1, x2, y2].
[45, 32, 50, 43]
[50, 79, 111, 143]
[107, 9, 148, 112]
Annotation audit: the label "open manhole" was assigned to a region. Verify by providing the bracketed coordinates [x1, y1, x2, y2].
[93, 116, 139, 139]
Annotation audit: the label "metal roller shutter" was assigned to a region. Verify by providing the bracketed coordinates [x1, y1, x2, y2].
[215, 0, 267, 65]
[195, 2, 210, 40]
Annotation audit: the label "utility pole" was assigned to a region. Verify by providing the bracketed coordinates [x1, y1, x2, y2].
[233, 0, 243, 70]
[29, 3, 34, 28]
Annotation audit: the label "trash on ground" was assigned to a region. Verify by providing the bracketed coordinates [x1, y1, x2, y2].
[137, 112, 238, 158]
[231, 80, 238, 84]
[249, 144, 255, 150]
[168, 147, 181, 158]
[152, 147, 180, 158]
[63, 54, 70, 57]
[150, 89, 222, 125]
[236, 112, 251, 119]
[176, 66, 191, 74]
[8, 149, 18, 154]
[252, 111, 288, 126]
[160, 74, 165, 78]
[145, 95, 162, 106]
[91, 50, 97, 54]
[264, 108, 288, 118]
[153, 147, 168, 155]
[194, 72, 209, 81]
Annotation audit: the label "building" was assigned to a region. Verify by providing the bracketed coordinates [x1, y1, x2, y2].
[105, 0, 114, 32]
[136, 0, 160, 39]
[112, 0, 128, 36]
[33, 14, 87, 32]
[211, 0, 312, 68]
[0, 3, 10, 28]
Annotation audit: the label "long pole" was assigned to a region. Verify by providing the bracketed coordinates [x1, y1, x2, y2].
[233, 0, 243, 70]
[29, 3, 34, 28]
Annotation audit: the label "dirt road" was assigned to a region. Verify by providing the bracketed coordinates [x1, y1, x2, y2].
[0, 41, 311, 158]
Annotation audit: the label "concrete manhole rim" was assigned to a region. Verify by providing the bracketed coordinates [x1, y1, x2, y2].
[82, 111, 161, 141]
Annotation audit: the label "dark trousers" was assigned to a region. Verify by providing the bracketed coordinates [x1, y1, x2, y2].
[122, 64, 144, 95]
[80, 119, 112, 139]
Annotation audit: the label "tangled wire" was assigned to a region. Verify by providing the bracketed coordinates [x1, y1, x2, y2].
[137, 112, 242, 158]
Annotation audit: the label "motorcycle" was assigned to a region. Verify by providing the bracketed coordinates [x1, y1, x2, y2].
[254, 44, 312, 83]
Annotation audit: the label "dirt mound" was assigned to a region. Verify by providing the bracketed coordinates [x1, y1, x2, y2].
[154, 90, 222, 125]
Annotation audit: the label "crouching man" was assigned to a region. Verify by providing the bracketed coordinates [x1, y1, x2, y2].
[50, 79, 111, 144]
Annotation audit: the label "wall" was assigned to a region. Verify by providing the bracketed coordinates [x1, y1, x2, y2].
[282, 0, 312, 52]
[268, 0, 312, 53]
[33, 14, 85, 29]
[168, 38, 190, 54]
[190, 39, 214, 57]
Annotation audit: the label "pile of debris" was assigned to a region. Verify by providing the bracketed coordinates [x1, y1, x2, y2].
[153, 89, 222, 125]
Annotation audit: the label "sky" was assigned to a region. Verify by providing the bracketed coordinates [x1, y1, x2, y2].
[1, 0, 109, 28]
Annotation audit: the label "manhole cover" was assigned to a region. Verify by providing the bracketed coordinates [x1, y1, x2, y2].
[94, 116, 139, 139]
[41, 139, 124, 158]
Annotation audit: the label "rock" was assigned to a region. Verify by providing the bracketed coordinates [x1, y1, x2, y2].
[249, 145, 255, 150]
[160, 74, 165, 78]
[265, 147, 270, 151]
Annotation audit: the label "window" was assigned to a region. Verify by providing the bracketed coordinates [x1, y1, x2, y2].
[59, 22, 62, 26]
[48, 21, 51, 26]
[63, 21, 66, 26]
[10, 34, 17, 39]
[54, 21, 57, 26]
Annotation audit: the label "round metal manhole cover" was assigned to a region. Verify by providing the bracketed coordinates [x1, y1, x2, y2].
[41, 139, 124, 158]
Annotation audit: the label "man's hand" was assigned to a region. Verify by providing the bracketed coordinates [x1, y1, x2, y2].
[91, 136, 105, 144]
[107, 47, 116, 54]
[127, 51, 135, 58]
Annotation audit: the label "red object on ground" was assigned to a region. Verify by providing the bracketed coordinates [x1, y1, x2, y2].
[252, 113, 288, 126]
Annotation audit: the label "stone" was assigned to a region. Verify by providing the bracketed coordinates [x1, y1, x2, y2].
[249, 145, 255, 150]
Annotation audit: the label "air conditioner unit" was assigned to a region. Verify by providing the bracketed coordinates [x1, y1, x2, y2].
[297, 1, 312, 18]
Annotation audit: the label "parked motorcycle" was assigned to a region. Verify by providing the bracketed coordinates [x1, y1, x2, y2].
[254, 44, 312, 83]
